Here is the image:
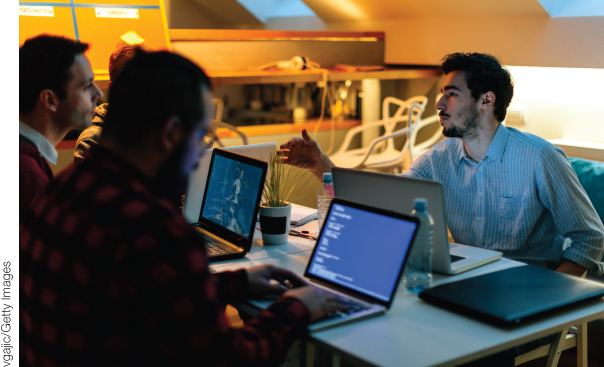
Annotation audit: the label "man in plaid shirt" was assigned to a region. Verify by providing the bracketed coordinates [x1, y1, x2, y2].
[20, 50, 345, 366]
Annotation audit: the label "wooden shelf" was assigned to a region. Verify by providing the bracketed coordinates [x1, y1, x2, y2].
[215, 119, 361, 138]
[169, 29, 384, 42]
[56, 119, 361, 149]
[208, 67, 440, 86]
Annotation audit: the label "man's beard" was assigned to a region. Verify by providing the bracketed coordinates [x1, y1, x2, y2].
[153, 142, 188, 209]
[442, 103, 479, 139]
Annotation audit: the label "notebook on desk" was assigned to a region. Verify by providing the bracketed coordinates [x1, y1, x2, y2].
[193, 148, 267, 262]
[183, 143, 277, 224]
[250, 198, 419, 332]
[419, 264, 604, 325]
[332, 168, 502, 275]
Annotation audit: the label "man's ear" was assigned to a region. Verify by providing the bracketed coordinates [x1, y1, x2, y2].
[481, 91, 496, 109]
[39, 89, 60, 112]
[159, 116, 184, 152]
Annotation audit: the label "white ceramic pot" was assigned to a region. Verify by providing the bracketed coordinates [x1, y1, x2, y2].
[259, 204, 291, 245]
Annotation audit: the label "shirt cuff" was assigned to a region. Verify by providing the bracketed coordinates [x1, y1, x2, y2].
[562, 247, 604, 276]
[265, 296, 311, 329]
[213, 269, 250, 303]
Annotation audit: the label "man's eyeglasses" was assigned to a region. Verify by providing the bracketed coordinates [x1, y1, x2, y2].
[199, 130, 217, 151]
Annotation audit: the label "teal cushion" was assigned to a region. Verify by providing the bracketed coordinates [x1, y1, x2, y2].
[569, 157, 604, 228]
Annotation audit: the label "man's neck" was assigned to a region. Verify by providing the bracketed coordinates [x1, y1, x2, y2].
[99, 139, 163, 179]
[461, 119, 500, 163]
[19, 112, 68, 147]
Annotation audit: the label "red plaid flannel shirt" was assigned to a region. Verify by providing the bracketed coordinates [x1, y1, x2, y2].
[20, 146, 310, 367]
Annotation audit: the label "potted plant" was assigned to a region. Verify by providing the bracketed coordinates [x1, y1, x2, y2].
[260, 150, 313, 245]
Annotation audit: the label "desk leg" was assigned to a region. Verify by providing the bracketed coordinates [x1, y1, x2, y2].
[332, 353, 341, 367]
[576, 323, 587, 367]
[545, 327, 568, 367]
[305, 342, 315, 367]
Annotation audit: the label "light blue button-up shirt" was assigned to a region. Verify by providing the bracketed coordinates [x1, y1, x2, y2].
[405, 123, 604, 275]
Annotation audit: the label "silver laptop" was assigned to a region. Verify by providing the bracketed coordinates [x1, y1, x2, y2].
[250, 198, 419, 332]
[184, 142, 277, 223]
[332, 168, 502, 275]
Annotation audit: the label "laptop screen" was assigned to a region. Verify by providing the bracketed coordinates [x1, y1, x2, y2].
[306, 200, 418, 304]
[200, 153, 265, 239]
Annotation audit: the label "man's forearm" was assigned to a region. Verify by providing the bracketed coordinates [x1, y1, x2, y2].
[312, 154, 335, 182]
[555, 259, 587, 278]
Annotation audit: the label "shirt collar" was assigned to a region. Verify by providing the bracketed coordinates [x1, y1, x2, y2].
[19, 121, 58, 165]
[483, 123, 510, 163]
[456, 123, 510, 164]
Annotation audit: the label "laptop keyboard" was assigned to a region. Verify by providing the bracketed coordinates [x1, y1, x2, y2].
[450, 254, 465, 263]
[202, 237, 234, 255]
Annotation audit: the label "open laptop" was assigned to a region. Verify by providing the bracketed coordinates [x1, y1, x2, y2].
[419, 264, 604, 325]
[250, 197, 419, 332]
[193, 148, 267, 262]
[332, 168, 502, 275]
[184, 142, 277, 223]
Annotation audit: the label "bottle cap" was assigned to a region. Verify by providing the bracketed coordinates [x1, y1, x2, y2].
[323, 172, 333, 184]
[413, 198, 427, 211]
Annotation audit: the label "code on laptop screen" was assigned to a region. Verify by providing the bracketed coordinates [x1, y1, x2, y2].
[307, 203, 417, 302]
[201, 154, 264, 239]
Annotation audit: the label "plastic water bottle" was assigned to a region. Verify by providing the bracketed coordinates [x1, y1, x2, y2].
[404, 198, 434, 293]
[317, 173, 334, 230]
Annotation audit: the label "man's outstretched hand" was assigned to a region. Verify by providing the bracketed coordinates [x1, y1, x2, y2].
[279, 129, 334, 180]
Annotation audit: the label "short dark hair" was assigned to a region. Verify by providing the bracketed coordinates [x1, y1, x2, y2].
[108, 43, 151, 81]
[102, 50, 212, 146]
[19, 34, 89, 114]
[441, 53, 514, 122]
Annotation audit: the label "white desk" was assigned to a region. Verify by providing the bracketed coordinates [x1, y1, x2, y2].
[210, 225, 316, 268]
[211, 234, 604, 367]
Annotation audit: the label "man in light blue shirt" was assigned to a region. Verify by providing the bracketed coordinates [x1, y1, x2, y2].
[280, 53, 604, 278]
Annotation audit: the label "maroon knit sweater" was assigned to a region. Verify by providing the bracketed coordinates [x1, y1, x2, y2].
[19, 138, 54, 222]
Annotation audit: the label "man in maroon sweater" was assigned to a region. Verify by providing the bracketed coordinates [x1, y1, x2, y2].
[19, 35, 103, 220]
[20, 50, 345, 366]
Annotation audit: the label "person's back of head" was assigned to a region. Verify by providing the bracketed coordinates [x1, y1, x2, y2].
[19, 34, 89, 115]
[441, 52, 514, 122]
[108, 43, 152, 82]
[102, 50, 212, 150]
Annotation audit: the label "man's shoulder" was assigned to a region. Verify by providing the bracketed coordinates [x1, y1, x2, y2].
[19, 139, 40, 157]
[506, 127, 558, 152]
[424, 137, 463, 159]
[19, 141, 50, 175]
[76, 125, 103, 145]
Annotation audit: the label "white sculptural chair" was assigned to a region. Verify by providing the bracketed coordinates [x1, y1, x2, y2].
[408, 113, 443, 162]
[208, 98, 248, 147]
[329, 96, 427, 170]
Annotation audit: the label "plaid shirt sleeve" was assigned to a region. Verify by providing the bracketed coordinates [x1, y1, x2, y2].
[120, 199, 310, 366]
[20, 172, 309, 367]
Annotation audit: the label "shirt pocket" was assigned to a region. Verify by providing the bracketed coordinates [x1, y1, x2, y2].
[498, 196, 530, 246]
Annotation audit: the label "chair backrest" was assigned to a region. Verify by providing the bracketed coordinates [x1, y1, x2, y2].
[409, 113, 443, 161]
[381, 96, 428, 152]
[408, 93, 444, 161]
[569, 157, 604, 227]
[209, 98, 248, 147]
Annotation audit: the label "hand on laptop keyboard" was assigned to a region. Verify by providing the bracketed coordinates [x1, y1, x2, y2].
[283, 286, 349, 322]
[246, 264, 308, 297]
